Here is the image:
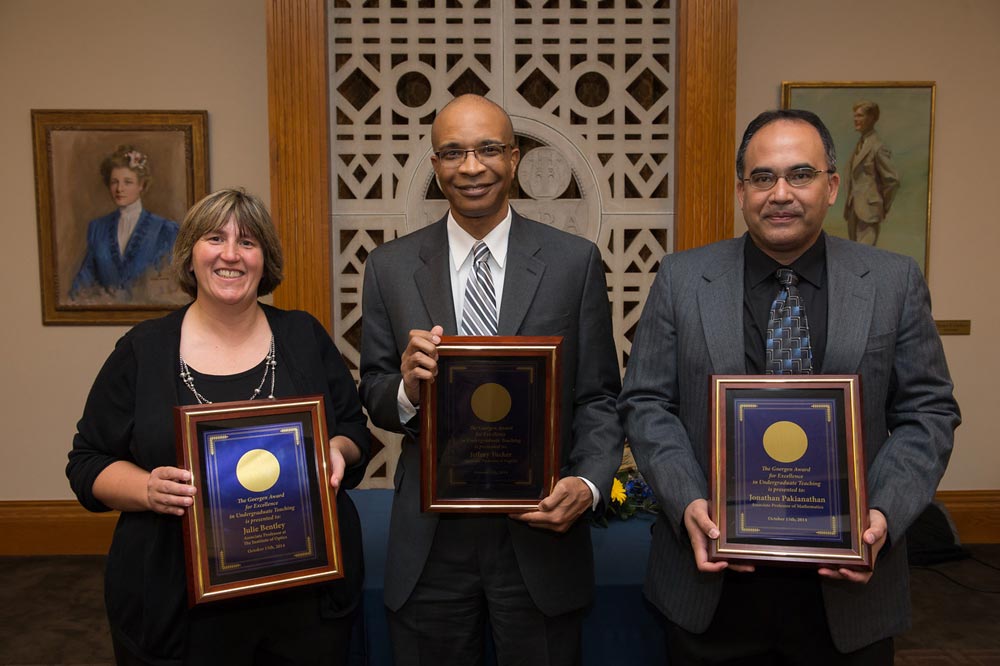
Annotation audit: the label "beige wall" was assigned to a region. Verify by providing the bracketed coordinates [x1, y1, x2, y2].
[738, 0, 999, 490]
[0, 1, 269, 499]
[1, 1, 995, 501]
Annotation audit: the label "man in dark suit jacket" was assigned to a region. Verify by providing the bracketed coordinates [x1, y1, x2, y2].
[359, 94, 624, 666]
[619, 109, 959, 664]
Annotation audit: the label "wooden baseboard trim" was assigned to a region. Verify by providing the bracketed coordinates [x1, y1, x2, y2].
[2, 490, 997, 556]
[2, 500, 118, 555]
[935, 489, 1000, 544]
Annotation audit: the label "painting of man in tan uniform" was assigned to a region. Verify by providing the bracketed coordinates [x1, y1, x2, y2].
[844, 101, 900, 246]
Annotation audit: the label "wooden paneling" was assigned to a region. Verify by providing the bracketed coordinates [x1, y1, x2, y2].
[1, 501, 118, 555]
[674, 0, 738, 251]
[936, 490, 1000, 544]
[265, 0, 738, 325]
[3, 491, 996, 555]
[266, 0, 331, 322]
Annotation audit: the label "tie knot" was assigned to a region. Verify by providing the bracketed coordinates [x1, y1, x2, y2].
[473, 241, 490, 264]
[776, 268, 799, 287]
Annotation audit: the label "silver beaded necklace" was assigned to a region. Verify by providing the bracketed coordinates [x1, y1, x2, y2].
[178, 336, 277, 404]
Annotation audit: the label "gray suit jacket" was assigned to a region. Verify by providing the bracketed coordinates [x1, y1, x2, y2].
[845, 131, 900, 225]
[618, 234, 959, 652]
[359, 210, 624, 615]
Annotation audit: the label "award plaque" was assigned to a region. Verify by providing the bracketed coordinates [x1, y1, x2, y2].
[708, 375, 872, 569]
[175, 396, 343, 605]
[420, 336, 561, 512]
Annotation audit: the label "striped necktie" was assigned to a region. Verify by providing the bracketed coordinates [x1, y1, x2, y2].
[461, 241, 498, 336]
[765, 268, 813, 374]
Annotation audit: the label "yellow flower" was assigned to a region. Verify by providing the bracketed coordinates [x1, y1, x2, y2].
[611, 477, 626, 505]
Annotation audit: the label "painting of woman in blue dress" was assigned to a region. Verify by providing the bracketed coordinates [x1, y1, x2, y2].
[70, 145, 182, 301]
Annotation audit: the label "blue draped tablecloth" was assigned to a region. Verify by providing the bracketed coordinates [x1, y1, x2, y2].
[346, 488, 665, 665]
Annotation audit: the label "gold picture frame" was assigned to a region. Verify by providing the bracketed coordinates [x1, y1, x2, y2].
[781, 81, 935, 275]
[32, 109, 209, 324]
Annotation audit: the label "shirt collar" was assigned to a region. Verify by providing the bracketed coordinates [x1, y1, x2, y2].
[745, 232, 826, 289]
[119, 198, 143, 223]
[447, 207, 512, 271]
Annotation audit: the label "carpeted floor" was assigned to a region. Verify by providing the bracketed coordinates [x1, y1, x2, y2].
[895, 544, 1000, 665]
[1, 545, 998, 665]
[0, 555, 109, 666]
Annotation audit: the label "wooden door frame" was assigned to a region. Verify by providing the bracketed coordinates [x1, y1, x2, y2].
[265, 0, 737, 321]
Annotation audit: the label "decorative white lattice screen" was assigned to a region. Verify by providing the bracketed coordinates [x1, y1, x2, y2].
[329, 0, 674, 487]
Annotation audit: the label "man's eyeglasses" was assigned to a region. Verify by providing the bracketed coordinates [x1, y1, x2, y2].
[742, 168, 830, 191]
[434, 144, 511, 166]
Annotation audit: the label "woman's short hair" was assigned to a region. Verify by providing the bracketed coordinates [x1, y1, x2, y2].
[100, 145, 152, 189]
[172, 188, 284, 298]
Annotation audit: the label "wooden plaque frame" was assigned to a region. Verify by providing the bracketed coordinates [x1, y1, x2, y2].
[175, 396, 343, 604]
[420, 336, 562, 513]
[709, 375, 871, 569]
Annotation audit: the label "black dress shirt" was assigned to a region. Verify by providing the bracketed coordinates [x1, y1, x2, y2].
[743, 233, 828, 374]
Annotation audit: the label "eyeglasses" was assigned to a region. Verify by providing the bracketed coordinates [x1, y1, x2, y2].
[742, 168, 830, 191]
[433, 144, 511, 166]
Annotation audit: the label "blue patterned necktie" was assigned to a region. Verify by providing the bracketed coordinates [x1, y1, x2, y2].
[765, 268, 813, 374]
[461, 241, 498, 336]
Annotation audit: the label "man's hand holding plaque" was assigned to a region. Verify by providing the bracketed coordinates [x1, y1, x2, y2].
[513, 476, 592, 533]
[685, 499, 755, 574]
[402, 325, 444, 407]
[818, 508, 887, 583]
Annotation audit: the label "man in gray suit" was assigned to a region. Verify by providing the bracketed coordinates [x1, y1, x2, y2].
[360, 94, 624, 665]
[844, 101, 900, 246]
[619, 109, 959, 664]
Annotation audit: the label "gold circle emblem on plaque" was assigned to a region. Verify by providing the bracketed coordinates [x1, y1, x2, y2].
[470, 382, 512, 423]
[762, 421, 808, 463]
[235, 449, 281, 492]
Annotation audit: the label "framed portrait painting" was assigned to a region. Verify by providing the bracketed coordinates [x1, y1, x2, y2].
[32, 109, 209, 324]
[781, 82, 935, 275]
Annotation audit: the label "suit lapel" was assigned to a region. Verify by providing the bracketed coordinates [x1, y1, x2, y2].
[692, 235, 875, 375]
[852, 134, 875, 173]
[698, 238, 745, 374]
[498, 212, 545, 335]
[414, 220, 459, 334]
[823, 236, 874, 373]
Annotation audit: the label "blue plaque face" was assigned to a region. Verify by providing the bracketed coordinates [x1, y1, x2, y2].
[729, 395, 848, 547]
[200, 421, 326, 583]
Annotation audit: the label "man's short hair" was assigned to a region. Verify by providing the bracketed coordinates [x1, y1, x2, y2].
[736, 109, 838, 179]
[852, 100, 881, 123]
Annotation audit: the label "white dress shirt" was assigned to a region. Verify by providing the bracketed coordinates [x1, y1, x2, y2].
[394, 206, 600, 509]
[116, 199, 143, 257]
